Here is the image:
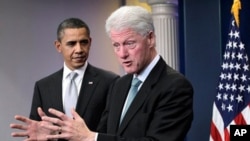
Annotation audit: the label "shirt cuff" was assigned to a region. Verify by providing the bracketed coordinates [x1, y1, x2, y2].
[95, 133, 98, 141]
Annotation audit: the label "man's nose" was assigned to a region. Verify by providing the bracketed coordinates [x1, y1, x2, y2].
[118, 46, 129, 58]
[75, 43, 83, 52]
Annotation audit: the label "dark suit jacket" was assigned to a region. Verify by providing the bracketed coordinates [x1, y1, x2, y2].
[97, 57, 193, 141]
[29, 64, 119, 132]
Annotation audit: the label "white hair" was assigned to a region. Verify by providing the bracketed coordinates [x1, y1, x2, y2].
[105, 6, 154, 37]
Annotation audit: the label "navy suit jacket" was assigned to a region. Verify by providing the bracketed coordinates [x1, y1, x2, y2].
[29, 64, 119, 132]
[97, 57, 193, 141]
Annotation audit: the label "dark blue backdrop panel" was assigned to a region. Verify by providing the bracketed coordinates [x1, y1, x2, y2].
[180, 0, 221, 141]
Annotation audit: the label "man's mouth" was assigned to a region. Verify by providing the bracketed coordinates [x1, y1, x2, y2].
[122, 61, 132, 66]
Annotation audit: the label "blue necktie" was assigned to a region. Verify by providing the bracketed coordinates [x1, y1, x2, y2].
[120, 77, 142, 124]
[64, 72, 78, 117]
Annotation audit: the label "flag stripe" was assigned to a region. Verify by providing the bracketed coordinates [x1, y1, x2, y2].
[211, 103, 224, 140]
[224, 128, 230, 141]
[210, 121, 222, 141]
[241, 105, 250, 124]
[234, 113, 246, 124]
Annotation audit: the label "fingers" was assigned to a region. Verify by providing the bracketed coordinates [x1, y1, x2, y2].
[71, 108, 82, 120]
[10, 123, 27, 130]
[10, 124, 29, 138]
[46, 133, 66, 140]
[41, 111, 67, 128]
[42, 116, 62, 126]
[11, 131, 28, 137]
[37, 107, 46, 117]
[41, 108, 68, 133]
[41, 122, 61, 131]
[10, 115, 30, 130]
[58, 126, 62, 133]
[48, 108, 68, 120]
[14, 115, 31, 124]
[40, 123, 67, 140]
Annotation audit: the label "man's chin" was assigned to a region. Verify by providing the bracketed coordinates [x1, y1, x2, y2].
[123, 68, 136, 74]
[73, 62, 85, 68]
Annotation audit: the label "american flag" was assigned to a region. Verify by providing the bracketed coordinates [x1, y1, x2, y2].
[210, 16, 250, 141]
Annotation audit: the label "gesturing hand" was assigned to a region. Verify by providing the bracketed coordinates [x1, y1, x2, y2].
[10, 107, 53, 141]
[42, 108, 96, 141]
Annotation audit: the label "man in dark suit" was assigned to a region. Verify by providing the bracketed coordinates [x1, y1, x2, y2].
[10, 18, 119, 140]
[40, 6, 194, 141]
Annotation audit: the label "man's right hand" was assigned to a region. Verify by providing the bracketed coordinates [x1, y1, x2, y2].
[10, 107, 53, 141]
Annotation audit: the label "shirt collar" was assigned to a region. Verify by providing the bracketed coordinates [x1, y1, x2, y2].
[63, 62, 88, 81]
[134, 54, 160, 82]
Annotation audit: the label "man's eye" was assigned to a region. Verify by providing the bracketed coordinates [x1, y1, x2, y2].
[67, 42, 75, 47]
[81, 39, 89, 45]
[113, 43, 120, 48]
[124, 41, 136, 48]
[127, 42, 134, 45]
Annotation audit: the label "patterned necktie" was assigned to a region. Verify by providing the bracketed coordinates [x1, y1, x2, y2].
[64, 72, 78, 117]
[120, 77, 142, 124]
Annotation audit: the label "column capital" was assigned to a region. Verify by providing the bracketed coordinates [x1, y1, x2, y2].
[140, 0, 178, 5]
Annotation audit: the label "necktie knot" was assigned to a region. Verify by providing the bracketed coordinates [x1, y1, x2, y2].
[69, 72, 78, 80]
[131, 77, 141, 88]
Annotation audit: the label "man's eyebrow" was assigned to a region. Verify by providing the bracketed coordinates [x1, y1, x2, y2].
[66, 40, 77, 44]
[80, 39, 89, 42]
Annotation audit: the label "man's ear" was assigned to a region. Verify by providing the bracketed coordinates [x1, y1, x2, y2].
[54, 40, 62, 53]
[147, 31, 155, 48]
[89, 37, 92, 48]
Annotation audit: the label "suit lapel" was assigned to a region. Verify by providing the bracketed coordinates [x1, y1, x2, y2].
[76, 64, 99, 117]
[118, 57, 166, 134]
[118, 87, 150, 133]
[107, 75, 132, 133]
[50, 69, 64, 112]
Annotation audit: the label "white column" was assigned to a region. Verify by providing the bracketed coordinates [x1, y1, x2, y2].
[140, 0, 179, 70]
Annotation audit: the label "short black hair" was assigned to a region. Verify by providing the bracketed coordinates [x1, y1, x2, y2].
[57, 18, 90, 41]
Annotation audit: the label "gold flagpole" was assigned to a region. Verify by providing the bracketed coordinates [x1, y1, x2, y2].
[231, 0, 241, 27]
